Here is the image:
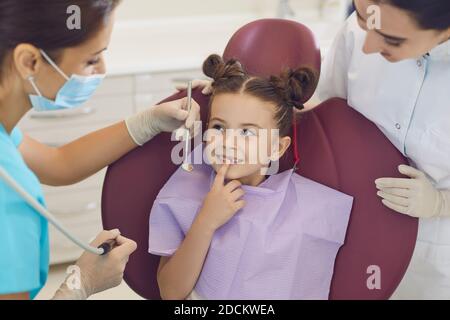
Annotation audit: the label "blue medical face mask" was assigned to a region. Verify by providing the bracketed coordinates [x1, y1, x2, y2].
[27, 50, 105, 112]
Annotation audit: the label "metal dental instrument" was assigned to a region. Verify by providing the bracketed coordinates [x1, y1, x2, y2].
[181, 81, 194, 172]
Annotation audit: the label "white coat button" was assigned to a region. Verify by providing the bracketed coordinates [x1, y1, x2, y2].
[395, 123, 401, 130]
[417, 60, 423, 67]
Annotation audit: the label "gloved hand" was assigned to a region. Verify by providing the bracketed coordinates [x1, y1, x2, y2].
[52, 229, 137, 300]
[125, 97, 201, 146]
[376, 164, 450, 218]
[176, 79, 213, 95]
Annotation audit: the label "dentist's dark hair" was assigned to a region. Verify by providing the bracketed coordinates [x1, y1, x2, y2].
[375, 0, 450, 31]
[203, 54, 318, 137]
[0, 0, 121, 83]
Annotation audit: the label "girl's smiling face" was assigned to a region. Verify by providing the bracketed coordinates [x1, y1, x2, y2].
[205, 92, 291, 186]
[199, 53, 318, 187]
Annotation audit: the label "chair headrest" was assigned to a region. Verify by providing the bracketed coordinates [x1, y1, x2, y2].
[223, 19, 321, 104]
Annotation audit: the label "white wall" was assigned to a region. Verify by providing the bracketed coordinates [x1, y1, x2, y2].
[115, 0, 321, 21]
[116, 0, 262, 20]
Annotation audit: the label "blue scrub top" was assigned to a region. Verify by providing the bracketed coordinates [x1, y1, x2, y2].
[0, 124, 49, 299]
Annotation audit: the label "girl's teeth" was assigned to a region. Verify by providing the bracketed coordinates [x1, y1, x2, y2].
[216, 155, 243, 164]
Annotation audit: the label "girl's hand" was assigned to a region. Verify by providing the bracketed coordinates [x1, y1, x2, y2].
[125, 97, 201, 146]
[197, 164, 246, 231]
[176, 79, 213, 95]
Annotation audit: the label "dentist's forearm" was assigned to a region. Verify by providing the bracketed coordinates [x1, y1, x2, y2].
[158, 215, 215, 300]
[22, 121, 138, 186]
[54, 121, 137, 185]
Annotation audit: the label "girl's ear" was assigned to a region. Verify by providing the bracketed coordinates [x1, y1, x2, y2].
[270, 136, 291, 162]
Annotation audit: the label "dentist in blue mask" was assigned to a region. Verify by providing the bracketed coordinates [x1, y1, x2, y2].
[27, 49, 106, 112]
[0, 0, 200, 300]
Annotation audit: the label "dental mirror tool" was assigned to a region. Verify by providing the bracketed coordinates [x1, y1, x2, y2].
[182, 81, 194, 172]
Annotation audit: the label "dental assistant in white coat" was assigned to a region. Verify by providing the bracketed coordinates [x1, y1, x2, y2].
[317, 0, 450, 299]
[0, 0, 200, 300]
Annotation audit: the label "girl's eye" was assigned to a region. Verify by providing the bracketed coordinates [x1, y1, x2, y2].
[212, 124, 225, 132]
[240, 128, 257, 137]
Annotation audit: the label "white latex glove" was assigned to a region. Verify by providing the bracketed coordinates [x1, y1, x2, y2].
[375, 164, 450, 218]
[52, 229, 137, 300]
[176, 79, 213, 95]
[125, 97, 201, 146]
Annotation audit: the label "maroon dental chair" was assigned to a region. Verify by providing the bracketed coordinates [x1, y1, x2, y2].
[101, 19, 418, 300]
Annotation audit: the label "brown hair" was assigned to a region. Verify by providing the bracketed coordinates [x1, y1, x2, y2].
[203, 54, 318, 137]
[374, 0, 450, 31]
[0, 0, 121, 83]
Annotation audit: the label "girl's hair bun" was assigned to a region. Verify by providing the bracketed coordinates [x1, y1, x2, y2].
[203, 54, 246, 84]
[269, 67, 317, 110]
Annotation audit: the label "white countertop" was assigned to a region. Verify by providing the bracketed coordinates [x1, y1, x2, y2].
[105, 13, 341, 76]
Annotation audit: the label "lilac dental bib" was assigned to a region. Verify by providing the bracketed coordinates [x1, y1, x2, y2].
[149, 162, 353, 299]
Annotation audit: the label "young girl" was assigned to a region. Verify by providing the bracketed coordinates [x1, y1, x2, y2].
[148, 54, 354, 300]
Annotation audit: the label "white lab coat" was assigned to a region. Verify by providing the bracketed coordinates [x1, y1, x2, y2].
[317, 13, 450, 299]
